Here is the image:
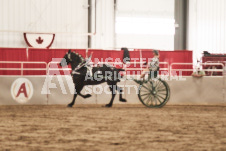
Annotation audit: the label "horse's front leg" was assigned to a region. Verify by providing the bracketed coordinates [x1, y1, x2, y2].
[67, 92, 77, 107]
[67, 84, 83, 107]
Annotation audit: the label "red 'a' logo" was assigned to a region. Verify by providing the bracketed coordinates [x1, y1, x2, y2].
[16, 83, 28, 98]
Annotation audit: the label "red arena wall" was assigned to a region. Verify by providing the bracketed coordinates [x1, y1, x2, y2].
[0, 48, 193, 75]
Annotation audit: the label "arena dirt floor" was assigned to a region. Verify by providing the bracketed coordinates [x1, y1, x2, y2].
[0, 104, 226, 151]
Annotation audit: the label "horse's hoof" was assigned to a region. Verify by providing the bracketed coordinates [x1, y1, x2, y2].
[105, 104, 112, 108]
[120, 98, 127, 102]
[67, 104, 73, 108]
[84, 94, 92, 98]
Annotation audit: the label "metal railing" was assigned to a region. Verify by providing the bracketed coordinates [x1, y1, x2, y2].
[89, 61, 124, 67]
[1, 61, 225, 77]
[47, 61, 71, 75]
[170, 62, 225, 76]
[124, 62, 169, 74]
[47, 61, 169, 75]
[0, 61, 47, 75]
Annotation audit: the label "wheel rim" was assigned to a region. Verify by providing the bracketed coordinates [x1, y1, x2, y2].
[138, 79, 169, 108]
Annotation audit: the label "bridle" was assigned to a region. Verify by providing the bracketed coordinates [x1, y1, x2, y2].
[67, 53, 72, 62]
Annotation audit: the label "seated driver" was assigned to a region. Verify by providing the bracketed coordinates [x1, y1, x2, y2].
[140, 50, 159, 79]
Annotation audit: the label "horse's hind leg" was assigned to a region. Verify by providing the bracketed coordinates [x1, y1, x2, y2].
[105, 83, 117, 107]
[116, 85, 127, 102]
[78, 93, 92, 98]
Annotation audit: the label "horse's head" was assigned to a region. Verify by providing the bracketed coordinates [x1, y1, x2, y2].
[59, 50, 72, 67]
[59, 50, 84, 69]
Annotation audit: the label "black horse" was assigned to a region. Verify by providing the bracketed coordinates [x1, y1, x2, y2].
[59, 50, 127, 107]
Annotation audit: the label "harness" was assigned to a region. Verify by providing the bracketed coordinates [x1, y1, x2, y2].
[71, 54, 93, 76]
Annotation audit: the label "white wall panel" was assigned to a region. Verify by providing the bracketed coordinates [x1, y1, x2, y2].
[0, 0, 88, 48]
[91, 0, 115, 49]
[188, 0, 226, 62]
[115, 0, 175, 50]
[117, 0, 174, 17]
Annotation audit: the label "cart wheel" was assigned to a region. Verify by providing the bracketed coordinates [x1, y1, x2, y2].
[138, 79, 170, 108]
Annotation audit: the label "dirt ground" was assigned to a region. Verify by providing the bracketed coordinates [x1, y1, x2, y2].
[0, 104, 226, 151]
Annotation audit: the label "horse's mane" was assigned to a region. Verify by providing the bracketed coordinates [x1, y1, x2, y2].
[71, 51, 85, 63]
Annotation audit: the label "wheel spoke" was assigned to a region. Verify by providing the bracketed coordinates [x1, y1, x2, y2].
[149, 81, 156, 90]
[158, 94, 167, 102]
[146, 82, 153, 91]
[158, 92, 167, 95]
[156, 80, 162, 89]
[157, 91, 166, 94]
[153, 96, 157, 105]
[158, 91, 167, 94]
[156, 94, 166, 100]
[148, 81, 153, 89]
[142, 94, 150, 102]
[151, 81, 156, 88]
[140, 92, 150, 97]
[146, 95, 152, 105]
[156, 96, 162, 104]
[142, 84, 150, 91]
[145, 83, 153, 91]
[156, 84, 165, 90]
[150, 95, 155, 106]
[140, 88, 149, 93]
[157, 89, 166, 92]
[158, 94, 165, 102]
[140, 88, 149, 92]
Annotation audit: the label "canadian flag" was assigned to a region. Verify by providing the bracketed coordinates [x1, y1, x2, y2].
[24, 33, 55, 48]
